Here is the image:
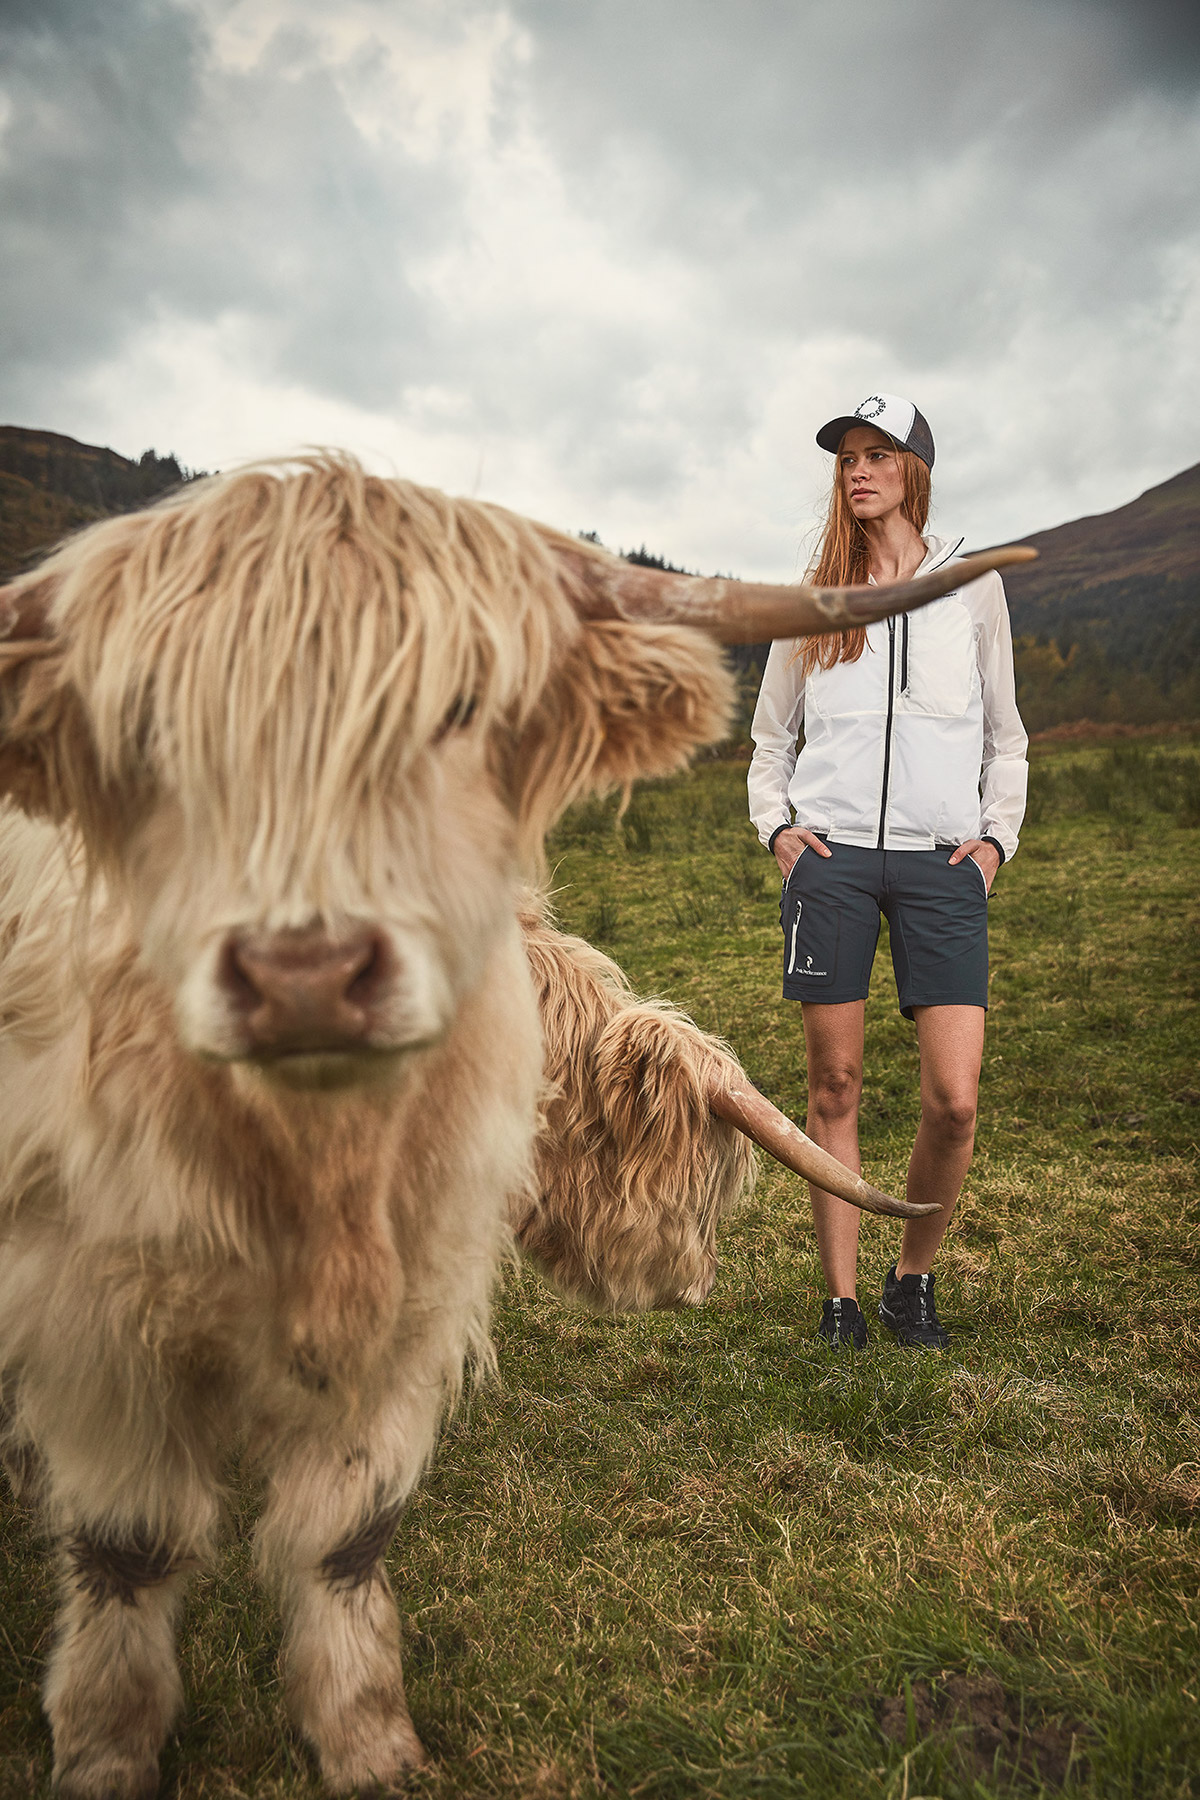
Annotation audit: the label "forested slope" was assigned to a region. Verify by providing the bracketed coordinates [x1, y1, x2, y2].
[0, 425, 196, 578]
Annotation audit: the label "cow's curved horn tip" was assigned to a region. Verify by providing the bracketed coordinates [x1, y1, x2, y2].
[975, 544, 1037, 568]
[860, 1186, 943, 1219]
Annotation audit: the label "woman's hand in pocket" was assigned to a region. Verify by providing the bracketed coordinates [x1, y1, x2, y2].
[773, 827, 832, 881]
[949, 838, 1000, 893]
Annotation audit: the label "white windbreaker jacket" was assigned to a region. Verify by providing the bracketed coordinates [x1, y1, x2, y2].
[748, 534, 1028, 861]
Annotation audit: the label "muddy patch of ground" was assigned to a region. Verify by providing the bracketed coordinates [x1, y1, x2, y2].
[877, 1673, 1087, 1786]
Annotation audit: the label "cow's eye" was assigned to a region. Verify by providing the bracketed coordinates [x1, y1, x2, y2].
[436, 696, 477, 739]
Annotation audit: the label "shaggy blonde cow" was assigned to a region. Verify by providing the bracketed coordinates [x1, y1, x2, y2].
[0, 457, 1028, 1796]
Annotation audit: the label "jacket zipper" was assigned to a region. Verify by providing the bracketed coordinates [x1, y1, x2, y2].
[877, 618, 897, 848]
[900, 613, 910, 694]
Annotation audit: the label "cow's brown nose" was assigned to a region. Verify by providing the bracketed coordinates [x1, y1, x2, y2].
[222, 927, 387, 1053]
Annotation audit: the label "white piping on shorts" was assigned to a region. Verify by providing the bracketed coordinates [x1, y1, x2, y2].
[787, 902, 803, 974]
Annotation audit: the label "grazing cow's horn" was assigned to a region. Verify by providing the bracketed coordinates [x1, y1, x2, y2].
[708, 1077, 941, 1218]
[568, 546, 1037, 645]
[0, 578, 58, 652]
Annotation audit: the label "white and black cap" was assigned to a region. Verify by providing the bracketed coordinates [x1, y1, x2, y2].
[816, 393, 935, 468]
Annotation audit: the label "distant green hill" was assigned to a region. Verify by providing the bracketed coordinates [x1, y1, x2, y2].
[995, 462, 1200, 595]
[0, 425, 196, 579]
[979, 462, 1200, 730]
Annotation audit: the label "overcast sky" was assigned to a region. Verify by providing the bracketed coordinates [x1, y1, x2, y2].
[2, 0, 1198, 576]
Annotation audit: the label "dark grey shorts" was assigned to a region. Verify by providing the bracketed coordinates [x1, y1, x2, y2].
[780, 841, 989, 1018]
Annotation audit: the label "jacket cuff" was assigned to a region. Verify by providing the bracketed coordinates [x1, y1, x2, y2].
[982, 834, 1006, 865]
[767, 822, 793, 852]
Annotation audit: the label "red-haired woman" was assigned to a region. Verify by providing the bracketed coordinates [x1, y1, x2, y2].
[748, 394, 1027, 1350]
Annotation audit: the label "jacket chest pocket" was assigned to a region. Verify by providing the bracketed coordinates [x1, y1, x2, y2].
[900, 600, 976, 720]
[807, 632, 889, 719]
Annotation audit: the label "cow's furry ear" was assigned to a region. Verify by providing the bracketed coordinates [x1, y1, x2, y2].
[506, 619, 735, 855]
[0, 648, 79, 821]
[0, 576, 87, 822]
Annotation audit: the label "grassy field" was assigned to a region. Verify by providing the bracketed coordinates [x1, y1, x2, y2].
[1, 739, 1198, 1799]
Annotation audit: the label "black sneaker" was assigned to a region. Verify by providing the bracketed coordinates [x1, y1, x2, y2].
[879, 1264, 950, 1349]
[817, 1296, 869, 1349]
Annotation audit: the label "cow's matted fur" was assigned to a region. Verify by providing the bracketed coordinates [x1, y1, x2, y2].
[0, 458, 735, 1796]
[518, 898, 755, 1312]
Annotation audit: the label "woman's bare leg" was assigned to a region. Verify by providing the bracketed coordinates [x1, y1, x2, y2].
[898, 1004, 985, 1276]
[800, 1000, 866, 1299]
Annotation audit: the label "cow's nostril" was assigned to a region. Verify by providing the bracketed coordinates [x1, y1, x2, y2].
[345, 936, 385, 1008]
[221, 939, 265, 1012]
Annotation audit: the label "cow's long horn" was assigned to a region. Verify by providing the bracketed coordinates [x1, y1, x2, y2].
[571, 546, 1036, 645]
[709, 1077, 940, 1218]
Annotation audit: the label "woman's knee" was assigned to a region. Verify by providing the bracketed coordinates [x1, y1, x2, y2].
[922, 1091, 977, 1140]
[808, 1065, 863, 1121]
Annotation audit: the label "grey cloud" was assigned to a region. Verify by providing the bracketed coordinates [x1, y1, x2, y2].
[167, 42, 447, 405]
[510, 0, 1199, 176]
[1091, 0, 1200, 85]
[498, 0, 1199, 458]
[407, 314, 754, 509]
[505, 0, 1199, 283]
[0, 0, 201, 380]
[0, 0, 455, 416]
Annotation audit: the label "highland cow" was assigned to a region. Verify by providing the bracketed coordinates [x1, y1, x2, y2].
[0, 455, 1025, 1795]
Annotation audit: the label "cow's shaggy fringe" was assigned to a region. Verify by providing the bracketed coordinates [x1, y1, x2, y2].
[3, 455, 730, 910]
[520, 899, 755, 1311]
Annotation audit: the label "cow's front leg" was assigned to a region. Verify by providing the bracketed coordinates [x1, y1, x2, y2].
[44, 1529, 191, 1800]
[257, 1450, 425, 1792]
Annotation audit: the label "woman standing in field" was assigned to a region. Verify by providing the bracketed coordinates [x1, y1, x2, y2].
[748, 393, 1027, 1350]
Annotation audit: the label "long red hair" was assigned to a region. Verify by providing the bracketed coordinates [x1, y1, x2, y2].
[791, 437, 931, 680]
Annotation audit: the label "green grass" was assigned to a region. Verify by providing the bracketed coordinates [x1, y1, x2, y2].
[2, 739, 1198, 1798]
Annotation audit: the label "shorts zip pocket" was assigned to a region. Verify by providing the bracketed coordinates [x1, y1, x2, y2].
[781, 844, 806, 890]
[967, 853, 989, 899]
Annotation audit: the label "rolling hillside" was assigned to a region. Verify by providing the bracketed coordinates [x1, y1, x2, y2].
[997, 462, 1199, 592]
[982, 462, 1200, 729]
[0, 425, 193, 578]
